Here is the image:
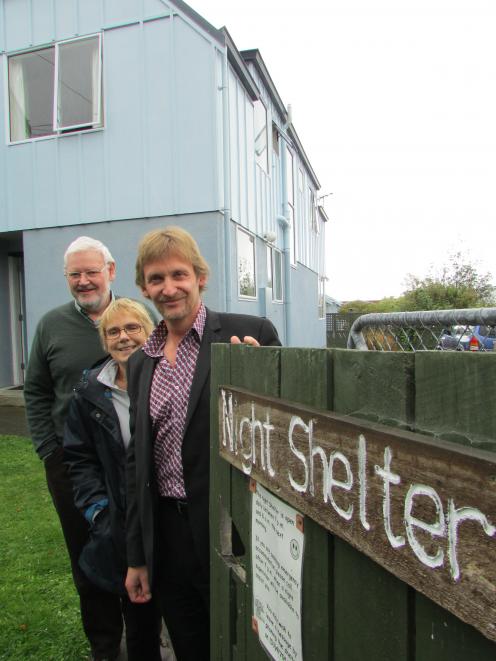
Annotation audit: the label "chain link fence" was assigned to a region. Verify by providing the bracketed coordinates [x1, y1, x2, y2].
[347, 307, 496, 352]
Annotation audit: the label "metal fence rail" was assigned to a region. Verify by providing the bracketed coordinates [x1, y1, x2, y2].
[347, 307, 496, 351]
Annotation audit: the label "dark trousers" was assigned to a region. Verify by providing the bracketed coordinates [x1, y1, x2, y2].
[156, 498, 210, 661]
[44, 448, 123, 659]
[121, 594, 163, 661]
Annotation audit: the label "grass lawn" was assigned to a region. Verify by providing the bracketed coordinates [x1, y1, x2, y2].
[0, 435, 89, 660]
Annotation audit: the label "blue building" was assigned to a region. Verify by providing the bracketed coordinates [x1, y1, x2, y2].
[0, 0, 327, 388]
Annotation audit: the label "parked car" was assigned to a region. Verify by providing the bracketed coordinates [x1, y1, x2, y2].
[460, 325, 496, 351]
[436, 326, 470, 351]
[438, 325, 496, 351]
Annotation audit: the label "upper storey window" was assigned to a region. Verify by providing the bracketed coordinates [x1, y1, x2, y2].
[8, 34, 102, 143]
[254, 100, 268, 173]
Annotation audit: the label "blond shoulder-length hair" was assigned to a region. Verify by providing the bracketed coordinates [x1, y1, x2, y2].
[98, 298, 154, 349]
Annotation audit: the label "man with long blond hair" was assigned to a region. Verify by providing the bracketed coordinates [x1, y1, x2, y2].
[125, 226, 281, 660]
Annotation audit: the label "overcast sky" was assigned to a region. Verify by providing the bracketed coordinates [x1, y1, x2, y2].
[190, 0, 496, 302]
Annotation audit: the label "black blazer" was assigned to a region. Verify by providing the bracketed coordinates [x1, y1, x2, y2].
[126, 308, 281, 583]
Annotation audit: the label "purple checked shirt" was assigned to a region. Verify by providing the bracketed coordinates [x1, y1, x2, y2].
[143, 303, 206, 499]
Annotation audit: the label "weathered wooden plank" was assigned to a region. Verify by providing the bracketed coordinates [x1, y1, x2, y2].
[414, 593, 496, 661]
[210, 553, 234, 661]
[228, 345, 281, 574]
[332, 349, 413, 660]
[415, 351, 496, 449]
[230, 344, 281, 396]
[333, 538, 409, 661]
[228, 345, 281, 660]
[280, 348, 333, 410]
[232, 570, 248, 661]
[218, 386, 496, 643]
[281, 348, 333, 661]
[414, 352, 496, 657]
[210, 344, 233, 661]
[333, 349, 415, 427]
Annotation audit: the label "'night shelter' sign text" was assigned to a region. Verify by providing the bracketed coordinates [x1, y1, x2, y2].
[218, 386, 496, 643]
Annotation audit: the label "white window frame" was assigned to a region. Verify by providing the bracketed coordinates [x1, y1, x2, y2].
[268, 246, 283, 303]
[6, 33, 103, 144]
[308, 187, 318, 234]
[298, 168, 305, 229]
[237, 227, 257, 300]
[53, 34, 103, 133]
[254, 99, 269, 174]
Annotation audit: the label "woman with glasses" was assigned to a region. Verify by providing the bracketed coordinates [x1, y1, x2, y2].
[64, 298, 163, 661]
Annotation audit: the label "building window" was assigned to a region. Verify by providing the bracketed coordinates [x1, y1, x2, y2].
[8, 34, 102, 142]
[272, 123, 279, 156]
[237, 228, 257, 298]
[318, 276, 326, 319]
[267, 246, 283, 302]
[254, 100, 268, 173]
[286, 146, 296, 265]
[298, 168, 305, 229]
[308, 188, 318, 233]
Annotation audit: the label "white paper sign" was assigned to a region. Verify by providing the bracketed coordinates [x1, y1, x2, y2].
[251, 481, 304, 661]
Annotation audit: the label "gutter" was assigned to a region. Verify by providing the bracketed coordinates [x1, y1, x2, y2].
[277, 138, 291, 345]
[221, 45, 232, 311]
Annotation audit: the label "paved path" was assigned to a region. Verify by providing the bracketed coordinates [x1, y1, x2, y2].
[0, 388, 29, 437]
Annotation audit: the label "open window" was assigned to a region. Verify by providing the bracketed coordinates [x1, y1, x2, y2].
[8, 34, 103, 142]
[267, 245, 283, 302]
[308, 188, 318, 233]
[254, 100, 268, 173]
[237, 228, 257, 299]
[286, 146, 296, 265]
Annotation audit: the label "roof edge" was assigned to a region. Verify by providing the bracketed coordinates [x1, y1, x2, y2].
[164, 0, 225, 45]
[223, 29, 259, 101]
[242, 49, 320, 189]
[241, 49, 286, 118]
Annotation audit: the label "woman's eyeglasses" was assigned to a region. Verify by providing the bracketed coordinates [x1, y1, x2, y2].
[104, 323, 143, 339]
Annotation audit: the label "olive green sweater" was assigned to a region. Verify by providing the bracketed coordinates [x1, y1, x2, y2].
[24, 302, 108, 459]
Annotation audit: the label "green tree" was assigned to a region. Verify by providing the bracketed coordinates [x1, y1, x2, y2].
[402, 252, 495, 311]
[340, 296, 405, 314]
[339, 252, 494, 313]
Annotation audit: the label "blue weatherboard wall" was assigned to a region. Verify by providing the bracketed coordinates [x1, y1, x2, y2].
[22, 213, 226, 347]
[0, 0, 222, 232]
[0, 0, 327, 388]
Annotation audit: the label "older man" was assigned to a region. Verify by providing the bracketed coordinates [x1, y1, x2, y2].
[125, 226, 281, 661]
[24, 237, 123, 661]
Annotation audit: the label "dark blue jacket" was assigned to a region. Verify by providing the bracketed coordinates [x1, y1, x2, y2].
[64, 361, 128, 595]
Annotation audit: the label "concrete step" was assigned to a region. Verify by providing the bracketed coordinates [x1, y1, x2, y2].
[0, 386, 25, 408]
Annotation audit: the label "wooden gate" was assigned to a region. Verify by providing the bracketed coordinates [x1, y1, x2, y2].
[210, 345, 496, 660]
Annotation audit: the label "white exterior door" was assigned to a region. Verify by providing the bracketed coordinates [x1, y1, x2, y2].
[8, 255, 27, 385]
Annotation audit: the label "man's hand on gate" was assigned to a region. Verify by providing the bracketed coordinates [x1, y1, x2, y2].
[230, 335, 260, 347]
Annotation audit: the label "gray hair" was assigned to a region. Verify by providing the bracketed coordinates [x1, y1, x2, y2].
[64, 236, 114, 267]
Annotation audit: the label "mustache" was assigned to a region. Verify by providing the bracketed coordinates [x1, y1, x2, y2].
[76, 285, 97, 292]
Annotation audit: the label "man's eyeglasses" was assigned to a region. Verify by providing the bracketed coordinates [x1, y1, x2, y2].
[65, 265, 107, 281]
[104, 323, 143, 339]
